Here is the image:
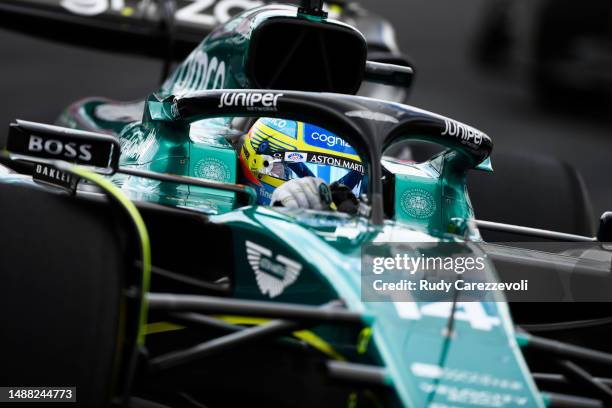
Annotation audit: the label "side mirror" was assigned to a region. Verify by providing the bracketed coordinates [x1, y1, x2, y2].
[597, 212, 612, 242]
[364, 60, 414, 89]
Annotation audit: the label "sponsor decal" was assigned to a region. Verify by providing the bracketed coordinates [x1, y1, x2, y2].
[26, 135, 92, 162]
[118, 125, 155, 161]
[261, 118, 297, 138]
[418, 382, 528, 406]
[283, 151, 307, 163]
[7, 126, 117, 169]
[194, 157, 231, 182]
[410, 363, 523, 390]
[400, 188, 436, 219]
[441, 119, 485, 147]
[245, 241, 302, 298]
[32, 164, 79, 192]
[345, 110, 399, 124]
[394, 302, 501, 331]
[272, 151, 363, 173]
[310, 132, 349, 148]
[308, 153, 364, 174]
[165, 49, 226, 93]
[218, 92, 283, 111]
[264, 118, 288, 129]
[303, 124, 356, 155]
[257, 184, 273, 204]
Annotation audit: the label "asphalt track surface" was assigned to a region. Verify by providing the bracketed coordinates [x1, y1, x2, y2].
[0, 0, 610, 222]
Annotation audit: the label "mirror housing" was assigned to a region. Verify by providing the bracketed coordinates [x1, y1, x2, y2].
[597, 212, 612, 242]
[160, 5, 368, 96]
[364, 61, 414, 89]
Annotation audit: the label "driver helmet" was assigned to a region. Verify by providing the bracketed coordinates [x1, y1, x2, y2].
[240, 118, 366, 205]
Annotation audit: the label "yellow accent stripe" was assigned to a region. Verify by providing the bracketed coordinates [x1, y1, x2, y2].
[144, 315, 346, 361]
[357, 327, 373, 354]
[257, 174, 285, 188]
[293, 330, 346, 361]
[216, 315, 346, 360]
[216, 315, 271, 325]
[254, 127, 294, 144]
[257, 124, 298, 145]
[251, 138, 292, 153]
[253, 129, 295, 150]
[145, 322, 184, 335]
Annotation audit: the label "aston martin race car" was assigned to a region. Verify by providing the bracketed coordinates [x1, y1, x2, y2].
[1, 2, 612, 408]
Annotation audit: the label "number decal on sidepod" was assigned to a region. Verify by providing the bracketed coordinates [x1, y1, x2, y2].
[394, 302, 501, 331]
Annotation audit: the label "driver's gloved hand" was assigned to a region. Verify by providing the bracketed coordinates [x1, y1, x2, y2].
[329, 182, 360, 215]
[271, 178, 361, 214]
[271, 177, 333, 210]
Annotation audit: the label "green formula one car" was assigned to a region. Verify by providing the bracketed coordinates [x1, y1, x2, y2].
[1, 2, 612, 408]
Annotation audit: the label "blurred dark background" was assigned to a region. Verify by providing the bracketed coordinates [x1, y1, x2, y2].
[0, 0, 610, 226]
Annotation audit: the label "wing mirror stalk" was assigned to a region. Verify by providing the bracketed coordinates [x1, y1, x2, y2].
[364, 61, 414, 89]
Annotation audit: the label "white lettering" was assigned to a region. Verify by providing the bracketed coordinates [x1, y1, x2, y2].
[311, 132, 351, 148]
[64, 143, 77, 158]
[79, 145, 93, 161]
[441, 119, 486, 147]
[250, 93, 262, 105]
[27, 135, 93, 162]
[165, 50, 226, 94]
[218, 92, 284, 110]
[28, 136, 43, 152]
[44, 140, 63, 155]
[262, 93, 274, 107]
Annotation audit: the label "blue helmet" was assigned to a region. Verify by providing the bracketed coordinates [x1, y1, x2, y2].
[240, 118, 366, 204]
